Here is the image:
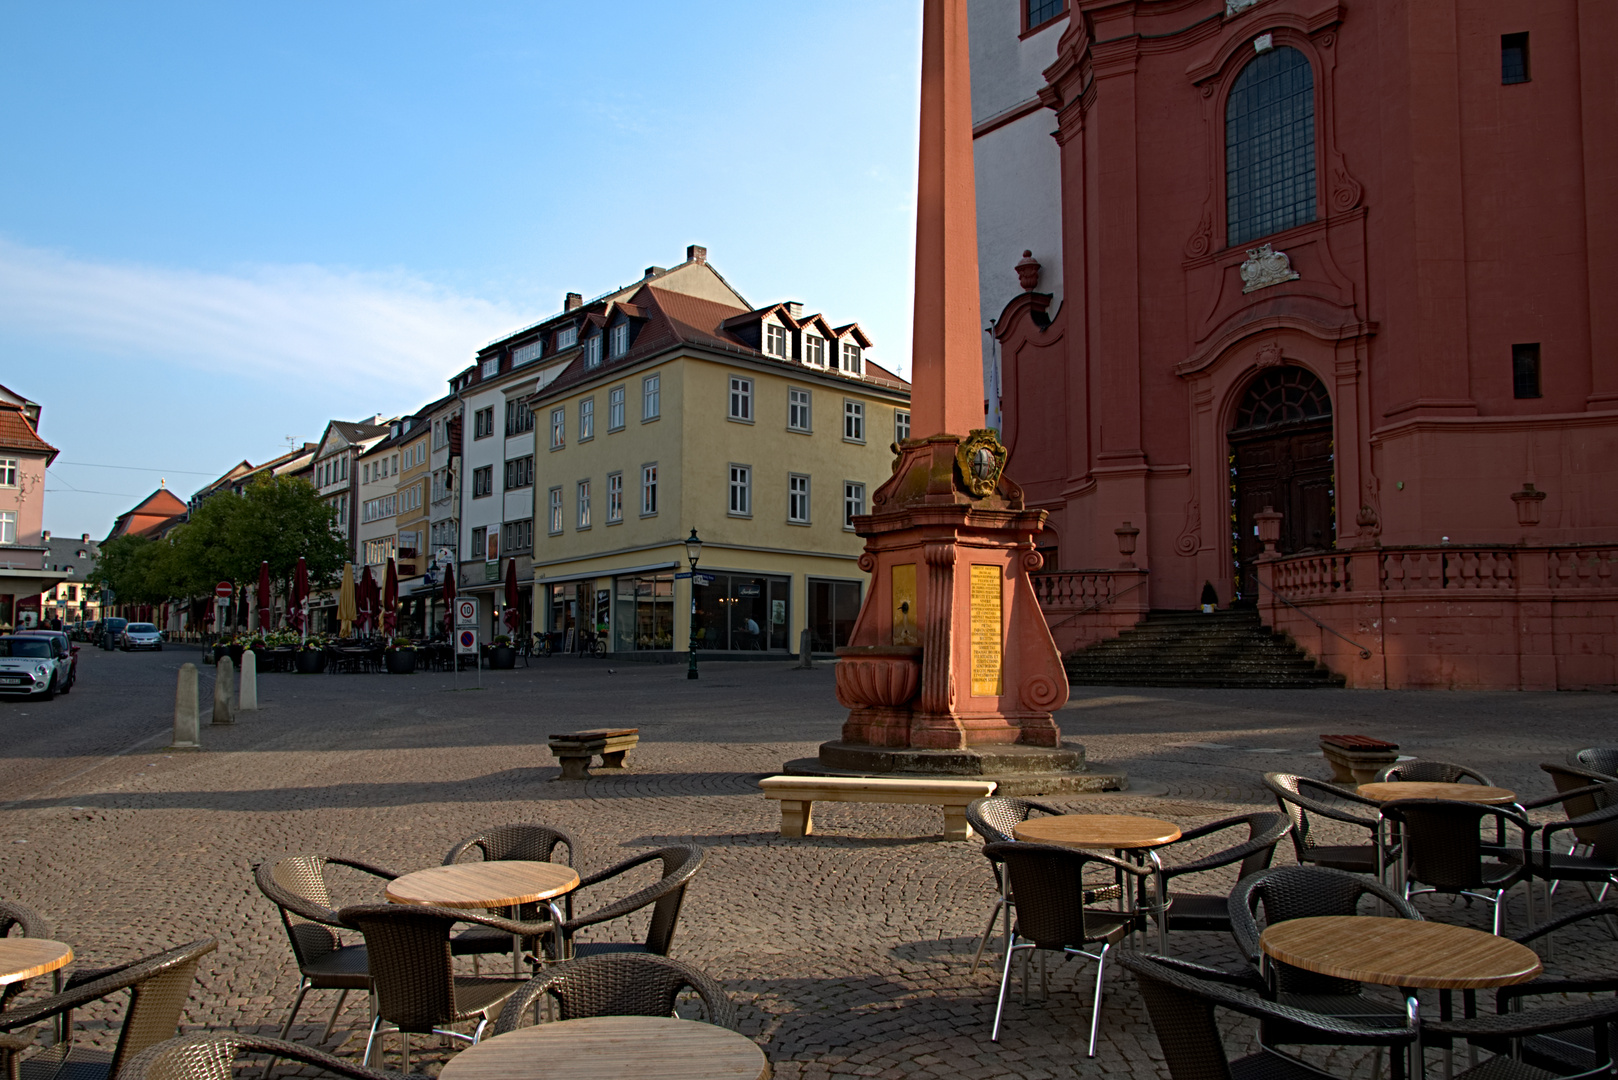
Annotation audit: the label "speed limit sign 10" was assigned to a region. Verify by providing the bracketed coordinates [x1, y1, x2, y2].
[456, 598, 478, 626]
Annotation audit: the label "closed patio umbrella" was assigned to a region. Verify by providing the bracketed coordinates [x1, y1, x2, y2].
[383, 558, 399, 636]
[357, 565, 377, 637]
[291, 557, 308, 637]
[257, 561, 272, 631]
[441, 562, 456, 636]
[336, 563, 357, 638]
[503, 559, 520, 634]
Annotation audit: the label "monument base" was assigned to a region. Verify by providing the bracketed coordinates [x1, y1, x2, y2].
[783, 740, 1127, 797]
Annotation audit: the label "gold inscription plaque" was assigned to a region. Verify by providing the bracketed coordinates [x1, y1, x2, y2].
[891, 564, 918, 646]
[970, 564, 1003, 697]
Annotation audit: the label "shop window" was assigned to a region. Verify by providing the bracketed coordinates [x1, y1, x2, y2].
[613, 574, 675, 651]
[808, 578, 862, 653]
[1226, 46, 1316, 247]
[692, 572, 791, 651]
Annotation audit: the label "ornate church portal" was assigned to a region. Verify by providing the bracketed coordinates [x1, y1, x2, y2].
[1228, 366, 1334, 603]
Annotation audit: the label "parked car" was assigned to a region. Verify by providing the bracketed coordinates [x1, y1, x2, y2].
[0, 635, 73, 699]
[99, 617, 127, 650]
[119, 623, 163, 651]
[13, 630, 78, 690]
[71, 621, 96, 642]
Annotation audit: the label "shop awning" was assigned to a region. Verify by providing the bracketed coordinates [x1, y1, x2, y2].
[533, 561, 677, 587]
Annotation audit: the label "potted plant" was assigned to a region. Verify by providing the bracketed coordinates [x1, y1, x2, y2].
[489, 634, 517, 670]
[384, 636, 417, 674]
[295, 636, 328, 674]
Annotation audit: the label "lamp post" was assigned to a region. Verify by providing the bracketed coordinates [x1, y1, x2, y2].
[685, 528, 703, 680]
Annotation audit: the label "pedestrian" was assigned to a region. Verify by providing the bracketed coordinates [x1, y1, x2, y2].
[745, 615, 761, 649]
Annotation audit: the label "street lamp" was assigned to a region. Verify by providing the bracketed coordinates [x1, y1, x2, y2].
[685, 528, 703, 680]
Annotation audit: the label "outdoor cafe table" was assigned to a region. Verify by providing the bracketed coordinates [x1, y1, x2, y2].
[1012, 815, 1182, 926]
[0, 938, 72, 986]
[1356, 782, 1518, 805]
[1262, 915, 1541, 1071]
[438, 1016, 769, 1080]
[385, 862, 581, 973]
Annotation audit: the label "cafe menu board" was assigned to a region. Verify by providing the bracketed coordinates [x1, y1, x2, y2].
[970, 564, 1004, 697]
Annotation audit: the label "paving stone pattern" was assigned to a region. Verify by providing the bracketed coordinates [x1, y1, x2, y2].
[1, 647, 1615, 1079]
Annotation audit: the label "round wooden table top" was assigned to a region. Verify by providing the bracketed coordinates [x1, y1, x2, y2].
[1356, 781, 1517, 805]
[1013, 814, 1182, 850]
[438, 1016, 769, 1080]
[1261, 916, 1542, 990]
[0, 938, 73, 986]
[385, 862, 580, 909]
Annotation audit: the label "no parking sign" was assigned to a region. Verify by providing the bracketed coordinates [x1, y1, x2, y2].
[457, 627, 478, 655]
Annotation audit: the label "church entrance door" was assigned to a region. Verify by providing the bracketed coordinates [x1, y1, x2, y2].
[1228, 365, 1335, 603]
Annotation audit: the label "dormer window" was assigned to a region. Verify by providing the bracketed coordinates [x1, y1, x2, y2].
[766, 323, 789, 358]
[512, 340, 543, 365]
[481, 356, 499, 378]
[804, 334, 824, 366]
[609, 322, 629, 358]
[842, 342, 862, 374]
[557, 326, 578, 350]
[584, 332, 602, 368]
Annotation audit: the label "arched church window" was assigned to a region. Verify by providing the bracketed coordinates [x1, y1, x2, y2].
[1233, 365, 1331, 432]
[1226, 45, 1316, 247]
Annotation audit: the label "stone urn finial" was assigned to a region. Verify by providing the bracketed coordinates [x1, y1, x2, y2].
[1511, 482, 1547, 527]
[1254, 506, 1283, 554]
[1015, 250, 1041, 292]
[1115, 521, 1140, 568]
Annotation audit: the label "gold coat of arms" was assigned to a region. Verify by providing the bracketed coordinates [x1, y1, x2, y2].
[955, 429, 1007, 498]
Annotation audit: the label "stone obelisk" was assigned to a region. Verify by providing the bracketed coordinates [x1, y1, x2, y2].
[796, 0, 1120, 794]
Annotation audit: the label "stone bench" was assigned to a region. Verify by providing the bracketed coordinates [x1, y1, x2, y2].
[548, 728, 639, 781]
[1320, 734, 1400, 785]
[758, 775, 997, 841]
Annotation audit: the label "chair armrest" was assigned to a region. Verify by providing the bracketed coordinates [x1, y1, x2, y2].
[326, 856, 400, 881]
[1509, 900, 1618, 945]
[1161, 836, 1275, 881]
[1426, 997, 1618, 1040]
[1519, 784, 1606, 811]
[574, 849, 665, 891]
[1127, 954, 1267, 992]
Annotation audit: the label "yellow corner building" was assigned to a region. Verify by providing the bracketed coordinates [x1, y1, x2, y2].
[525, 279, 911, 659]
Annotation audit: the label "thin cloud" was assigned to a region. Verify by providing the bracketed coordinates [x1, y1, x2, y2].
[0, 237, 522, 396]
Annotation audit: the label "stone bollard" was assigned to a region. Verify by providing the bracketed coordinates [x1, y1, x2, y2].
[239, 649, 258, 711]
[213, 657, 237, 725]
[172, 663, 201, 749]
[798, 628, 814, 669]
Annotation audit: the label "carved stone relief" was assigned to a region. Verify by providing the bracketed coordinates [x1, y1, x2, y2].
[1240, 244, 1300, 293]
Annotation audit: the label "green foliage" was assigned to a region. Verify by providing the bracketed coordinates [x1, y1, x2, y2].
[92, 475, 345, 606]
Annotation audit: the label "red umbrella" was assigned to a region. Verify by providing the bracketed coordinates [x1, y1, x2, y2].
[503, 558, 520, 633]
[383, 558, 399, 635]
[257, 561, 272, 631]
[441, 560, 456, 636]
[290, 557, 309, 634]
[357, 565, 377, 636]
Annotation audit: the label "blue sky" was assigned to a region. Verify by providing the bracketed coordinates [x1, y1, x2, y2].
[0, 2, 923, 539]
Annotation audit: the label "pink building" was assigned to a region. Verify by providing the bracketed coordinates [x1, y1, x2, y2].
[981, 0, 1618, 689]
[0, 384, 63, 629]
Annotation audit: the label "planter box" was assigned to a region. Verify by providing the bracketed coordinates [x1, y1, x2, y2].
[488, 646, 517, 670]
[385, 649, 417, 675]
[295, 649, 327, 674]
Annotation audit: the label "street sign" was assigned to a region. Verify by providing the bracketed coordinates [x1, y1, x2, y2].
[456, 598, 478, 626]
[693, 573, 714, 587]
[215, 581, 233, 598]
[457, 628, 478, 654]
[674, 572, 692, 579]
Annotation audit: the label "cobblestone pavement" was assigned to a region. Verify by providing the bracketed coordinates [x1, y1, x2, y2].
[1, 646, 1615, 1079]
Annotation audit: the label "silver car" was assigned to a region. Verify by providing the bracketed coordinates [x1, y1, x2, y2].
[119, 622, 164, 651]
[0, 635, 73, 699]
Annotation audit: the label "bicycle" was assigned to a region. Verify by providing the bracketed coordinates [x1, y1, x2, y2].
[577, 628, 608, 659]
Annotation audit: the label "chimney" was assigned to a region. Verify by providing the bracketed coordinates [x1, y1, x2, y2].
[81, 533, 89, 543]
[644, 266, 666, 279]
[784, 301, 804, 318]
[564, 292, 583, 312]
[41, 530, 50, 542]
[686, 245, 707, 265]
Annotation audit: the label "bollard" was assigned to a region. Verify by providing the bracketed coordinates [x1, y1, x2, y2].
[172, 663, 201, 749]
[213, 657, 237, 725]
[239, 649, 258, 711]
[798, 628, 814, 669]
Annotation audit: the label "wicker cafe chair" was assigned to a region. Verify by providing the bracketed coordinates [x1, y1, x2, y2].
[551, 846, 705, 960]
[118, 1034, 399, 1080]
[1119, 952, 1418, 1080]
[442, 824, 579, 964]
[1570, 749, 1618, 781]
[1263, 773, 1388, 876]
[1373, 760, 1495, 786]
[1522, 784, 1618, 917]
[335, 905, 544, 1071]
[254, 855, 399, 1045]
[963, 797, 1066, 972]
[491, 954, 738, 1035]
[1486, 900, 1618, 1076]
[1150, 811, 1290, 951]
[0, 902, 53, 1008]
[1379, 799, 1533, 935]
[0, 938, 216, 1080]
[1229, 865, 1420, 1053]
[1422, 990, 1618, 1080]
[982, 841, 1148, 1056]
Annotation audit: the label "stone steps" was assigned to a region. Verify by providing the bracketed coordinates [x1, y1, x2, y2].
[1065, 609, 1344, 689]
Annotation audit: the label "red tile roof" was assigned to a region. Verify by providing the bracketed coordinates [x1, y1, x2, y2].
[0, 404, 58, 463]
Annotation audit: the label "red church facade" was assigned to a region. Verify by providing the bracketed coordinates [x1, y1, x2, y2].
[988, 0, 1618, 689]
